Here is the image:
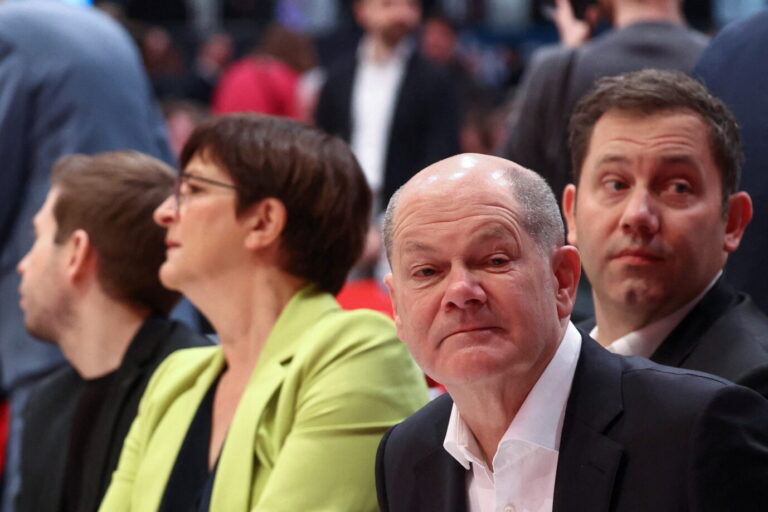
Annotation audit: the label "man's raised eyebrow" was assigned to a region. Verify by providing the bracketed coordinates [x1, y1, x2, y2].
[594, 154, 631, 168]
[470, 225, 510, 243]
[402, 240, 439, 254]
[659, 154, 700, 167]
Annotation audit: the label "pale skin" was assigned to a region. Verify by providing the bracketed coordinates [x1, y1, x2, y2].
[385, 153, 580, 467]
[353, 0, 421, 62]
[563, 109, 752, 345]
[154, 156, 305, 469]
[17, 189, 147, 379]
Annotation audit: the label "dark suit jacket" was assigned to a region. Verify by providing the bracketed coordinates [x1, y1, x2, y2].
[694, 9, 768, 314]
[17, 317, 211, 512]
[376, 334, 768, 511]
[315, 48, 460, 209]
[580, 278, 768, 398]
[497, 21, 707, 202]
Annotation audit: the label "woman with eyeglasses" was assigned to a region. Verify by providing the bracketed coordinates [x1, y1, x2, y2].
[99, 113, 428, 511]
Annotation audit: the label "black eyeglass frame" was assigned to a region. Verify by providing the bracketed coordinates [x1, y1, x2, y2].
[173, 172, 238, 212]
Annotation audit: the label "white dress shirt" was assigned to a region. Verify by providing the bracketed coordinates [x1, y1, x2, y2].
[592, 271, 722, 357]
[443, 322, 582, 512]
[350, 37, 410, 202]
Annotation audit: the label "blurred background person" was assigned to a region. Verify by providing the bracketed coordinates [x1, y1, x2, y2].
[0, 2, 177, 508]
[99, 114, 428, 511]
[695, 7, 768, 314]
[315, 0, 460, 213]
[16, 151, 210, 512]
[212, 22, 317, 119]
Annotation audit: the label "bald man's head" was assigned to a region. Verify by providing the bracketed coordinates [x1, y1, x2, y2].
[383, 154, 564, 260]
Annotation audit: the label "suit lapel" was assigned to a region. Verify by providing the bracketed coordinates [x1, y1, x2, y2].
[211, 286, 340, 510]
[651, 277, 737, 367]
[406, 395, 467, 512]
[337, 56, 356, 141]
[79, 316, 170, 511]
[554, 336, 624, 512]
[414, 447, 467, 512]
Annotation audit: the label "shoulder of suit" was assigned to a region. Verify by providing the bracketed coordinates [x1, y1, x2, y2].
[289, 306, 401, 366]
[386, 394, 452, 449]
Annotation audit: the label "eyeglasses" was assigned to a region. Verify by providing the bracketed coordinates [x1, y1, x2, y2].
[173, 172, 238, 213]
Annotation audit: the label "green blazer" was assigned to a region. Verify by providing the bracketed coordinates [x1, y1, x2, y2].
[99, 286, 428, 511]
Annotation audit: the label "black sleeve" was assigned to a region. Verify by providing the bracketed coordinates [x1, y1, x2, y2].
[375, 425, 396, 512]
[690, 385, 768, 512]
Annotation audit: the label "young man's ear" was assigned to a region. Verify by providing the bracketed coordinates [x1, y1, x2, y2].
[66, 229, 95, 282]
[243, 198, 287, 251]
[723, 191, 753, 253]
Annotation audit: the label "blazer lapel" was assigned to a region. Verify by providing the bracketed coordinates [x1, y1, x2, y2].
[554, 336, 624, 512]
[211, 286, 340, 510]
[79, 316, 171, 511]
[337, 56, 356, 141]
[651, 277, 737, 367]
[413, 448, 467, 512]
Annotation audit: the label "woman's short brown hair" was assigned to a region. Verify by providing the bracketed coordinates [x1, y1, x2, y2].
[180, 113, 372, 295]
[51, 151, 180, 315]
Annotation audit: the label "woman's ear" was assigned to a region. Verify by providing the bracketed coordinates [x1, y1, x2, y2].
[243, 198, 288, 251]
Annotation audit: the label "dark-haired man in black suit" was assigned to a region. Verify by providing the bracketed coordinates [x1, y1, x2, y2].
[16, 152, 210, 512]
[563, 69, 768, 399]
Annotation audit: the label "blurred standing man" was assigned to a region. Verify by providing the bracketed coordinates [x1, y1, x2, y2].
[376, 152, 768, 511]
[563, 70, 768, 397]
[16, 152, 209, 512]
[0, 2, 174, 509]
[315, 0, 460, 211]
[498, 0, 707, 203]
[694, 8, 768, 314]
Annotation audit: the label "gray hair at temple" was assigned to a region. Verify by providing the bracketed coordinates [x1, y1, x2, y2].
[382, 165, 564, 261]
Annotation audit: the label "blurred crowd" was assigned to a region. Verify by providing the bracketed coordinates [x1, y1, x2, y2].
[88, 0, 766, 161]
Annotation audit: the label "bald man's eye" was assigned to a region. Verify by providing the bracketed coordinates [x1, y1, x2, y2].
[413, 267, 437, 278]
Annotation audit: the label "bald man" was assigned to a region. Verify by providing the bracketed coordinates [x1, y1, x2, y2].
[375, 153, 768, 512]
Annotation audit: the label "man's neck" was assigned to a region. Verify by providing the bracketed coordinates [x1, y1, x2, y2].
[445, 338, 560, 470]
[593, 288, 703, 348]
[364, 34, 406, 63]
[613, 1, 684, 29]
[58, 298, 148, 379]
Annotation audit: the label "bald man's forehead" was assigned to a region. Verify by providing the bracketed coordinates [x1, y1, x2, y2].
[413, 153, 521, 183]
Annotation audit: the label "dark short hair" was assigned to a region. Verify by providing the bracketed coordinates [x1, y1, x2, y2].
[569, 69, 743, 203]
[180, 113, 371, 295]
[51, 151, 180, 315]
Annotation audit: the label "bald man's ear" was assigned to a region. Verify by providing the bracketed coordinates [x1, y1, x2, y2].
[383, 273, 404, 340]
[562, 184, 578, 246]
[551, 245, 580, 320]
[723, 191, 752, 253]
